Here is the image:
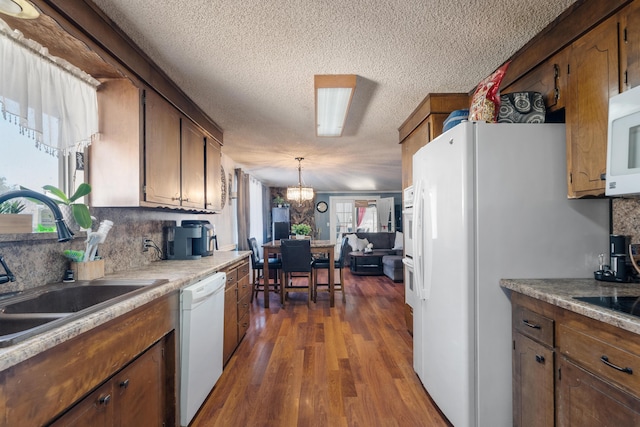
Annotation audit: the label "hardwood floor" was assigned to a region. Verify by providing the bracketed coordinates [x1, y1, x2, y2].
[191, 270, 451, 427]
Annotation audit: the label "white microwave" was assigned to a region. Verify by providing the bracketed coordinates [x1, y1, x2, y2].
[606, 84, 640, 196]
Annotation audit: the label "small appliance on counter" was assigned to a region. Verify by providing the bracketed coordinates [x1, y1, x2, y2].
[165, 220, 215, 260]
[594, 235, 639, 283]
[181, 220, 215, 257]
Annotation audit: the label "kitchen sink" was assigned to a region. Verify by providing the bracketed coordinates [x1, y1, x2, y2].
[0, 278, 168, 347]
[2, 284, 145, 314]
[0, 316, 59, 336]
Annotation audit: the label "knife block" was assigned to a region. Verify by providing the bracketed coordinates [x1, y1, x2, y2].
[71, 259, 105, 281]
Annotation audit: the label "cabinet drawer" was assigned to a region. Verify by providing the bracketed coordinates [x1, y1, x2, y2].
[559, 324, 640, 396]
[224, 268, 237, 288]
[237, 260, 250, 280]
[514, 306, 554, 347]
[238, 310, 250, 340]
[237, 293, 250, 321]
[237, 275, 251, 301]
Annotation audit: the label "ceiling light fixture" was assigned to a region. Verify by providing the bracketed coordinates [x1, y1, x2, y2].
[0, 0, 39, 19]
[315, 74, 356, 137]
[287, 157, 314, 206]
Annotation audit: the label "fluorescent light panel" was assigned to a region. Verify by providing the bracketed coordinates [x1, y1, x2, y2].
[0, 0, 39, 19]
[315, 75, 356, 137]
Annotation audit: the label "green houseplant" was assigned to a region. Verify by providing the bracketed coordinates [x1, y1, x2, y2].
[0, 200, 25, 214]
[273, 195, 285, 207]
[291, 223, 311, 237]
[43, 183, 92, 229]
[0, 200, 31, 234]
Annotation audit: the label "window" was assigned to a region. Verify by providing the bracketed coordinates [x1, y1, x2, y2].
[0, 18, 97, 233]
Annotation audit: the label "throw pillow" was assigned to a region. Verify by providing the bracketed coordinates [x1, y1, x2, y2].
[393, 231, 403, 250]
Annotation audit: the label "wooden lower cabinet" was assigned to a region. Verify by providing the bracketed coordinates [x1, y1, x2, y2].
[51, 339, 166, 426]
[512, 292, 640, 426]
[513, 333, 555, 427]
[0, 292, 178, 426]
[557, 356, 640, 426]
[222, 256, 251, 365]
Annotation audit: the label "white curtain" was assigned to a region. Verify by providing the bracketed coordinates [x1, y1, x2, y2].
[0, 19, 99, 156]
[249, 175, 265, 255]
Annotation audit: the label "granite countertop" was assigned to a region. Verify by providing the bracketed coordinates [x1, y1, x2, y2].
[500, 278, 640, 335]
[0, 250, 250, 372]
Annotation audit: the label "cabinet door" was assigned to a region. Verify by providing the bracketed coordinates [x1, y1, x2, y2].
[558, 356, 640, 426]
[180, 119, 206, 209]
[50, 382, 114, 427]
[566, 15, 619, 198]
[503, 49, 568, 112]
[223, 284, 238, 364]
[620, 0, 640, 90]
[115, 341, 165, 427]
[205, 138, 222, 212]
[513, 333, 555, 427]
[144, 90, 182, 205]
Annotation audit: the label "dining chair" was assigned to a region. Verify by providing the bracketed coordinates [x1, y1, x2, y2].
[248, 237, 282, 303]
[312, 236, 349, 303]
[279, 239, 313, 307]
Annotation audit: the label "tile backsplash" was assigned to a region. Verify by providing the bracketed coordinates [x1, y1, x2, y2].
[613, 198, 640, 243]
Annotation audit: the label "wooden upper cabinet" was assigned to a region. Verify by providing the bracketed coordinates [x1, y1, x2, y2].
[206, 138, 222, 212]
[620, 0, 640, 90]
[180, 119, 206, 209]
[399, 93, 469, 190]
[565, 14, 619, 198]
[502, 48, 569, 112]
[92, 82, 220, 211]
[144, 89, 182, 205]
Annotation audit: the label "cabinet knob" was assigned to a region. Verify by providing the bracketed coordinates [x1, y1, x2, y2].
[119, 379, 130, 389]
[535, 354, 545, 364]
[98, 394, 112, 405]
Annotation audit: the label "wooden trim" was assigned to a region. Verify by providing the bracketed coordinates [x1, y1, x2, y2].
[501, 0, 633, 89]
[398, 93, 469, 143]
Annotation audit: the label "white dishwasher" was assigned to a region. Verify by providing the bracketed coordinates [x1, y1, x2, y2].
[180, 272, 226, 426]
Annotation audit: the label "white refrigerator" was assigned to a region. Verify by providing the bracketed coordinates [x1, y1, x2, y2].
[412, 121, 609, 427]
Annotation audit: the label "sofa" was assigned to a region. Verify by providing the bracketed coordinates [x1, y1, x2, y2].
[342, 232, 404, 282]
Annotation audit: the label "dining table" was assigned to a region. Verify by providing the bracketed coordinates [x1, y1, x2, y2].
[262, 239, 335, 308]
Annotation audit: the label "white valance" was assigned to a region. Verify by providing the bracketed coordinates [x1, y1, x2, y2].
[0, 18, 99, 156]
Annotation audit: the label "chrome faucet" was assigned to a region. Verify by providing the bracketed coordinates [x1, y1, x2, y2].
[0, 256, 15, 284]
[0, 190, 73, 242]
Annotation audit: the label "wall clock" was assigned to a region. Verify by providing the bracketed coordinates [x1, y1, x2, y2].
[316, 201, 328, 213]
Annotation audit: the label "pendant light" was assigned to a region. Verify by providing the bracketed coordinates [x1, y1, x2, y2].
[286, 157, 314, 206]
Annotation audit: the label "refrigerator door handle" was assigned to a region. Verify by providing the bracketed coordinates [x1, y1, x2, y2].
[422, 185, 434, 300]
[414, 178, 431, 300]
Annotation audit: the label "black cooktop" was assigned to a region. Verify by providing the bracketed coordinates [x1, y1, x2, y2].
[574, 296, 640, 318]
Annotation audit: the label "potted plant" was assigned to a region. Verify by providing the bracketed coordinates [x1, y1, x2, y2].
[273, 195, 285, 207]
[291, 223, 312, 239]
[0, 200, 32, 234]
[43, 183, 92, 230]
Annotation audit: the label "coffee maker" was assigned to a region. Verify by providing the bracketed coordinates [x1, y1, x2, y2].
[181, 220, 215, 257]
[594, 235, 637, 282]
[165, 225, 203, 260]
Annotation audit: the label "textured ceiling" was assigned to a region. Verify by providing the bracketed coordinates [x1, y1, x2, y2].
[89, 0, 576, 193]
